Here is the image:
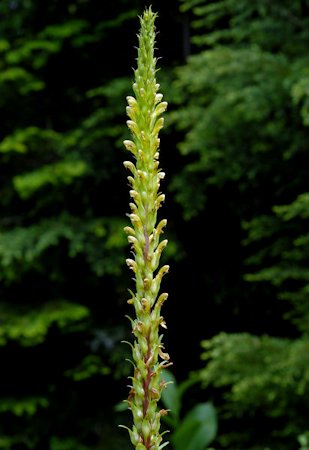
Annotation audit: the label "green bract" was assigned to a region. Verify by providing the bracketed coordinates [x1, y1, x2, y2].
[122, 8, 171, 450]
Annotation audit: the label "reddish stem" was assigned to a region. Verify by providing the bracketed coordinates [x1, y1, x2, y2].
[142, 332, 152, 449]
[143, 225, 150, 262]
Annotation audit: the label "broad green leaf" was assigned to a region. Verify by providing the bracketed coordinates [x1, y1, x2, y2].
[172, 402, 217, 450]
[161, 369, 181, 421]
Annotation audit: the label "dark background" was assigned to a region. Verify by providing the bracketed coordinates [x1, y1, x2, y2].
[0, 0, 308, 448]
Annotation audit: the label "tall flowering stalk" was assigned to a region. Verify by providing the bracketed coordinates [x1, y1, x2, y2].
[122, 7, 171, 450]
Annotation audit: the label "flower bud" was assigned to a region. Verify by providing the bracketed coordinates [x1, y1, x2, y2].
[156, 219, 167, 234]
[141, 297, 150, 312]
[151, 266, 169, 296]
[127, 96, 137, 106]
[129, 189, 140, 201]
[159, 317, 167, 329]
[124, 226, 135, 235]
[129, 427, 140, 446]
[127, 120, 139, 134]
[136, 359, 147, 379]
[133, 343, 142, 360]
[127, 176, 134, 186]
[126, 259, 137, 273]
[127, 235, 138, 245]
[129, 202, 138, 213]
[129, 213, 141, 224]
[136, 443, 147, 450]
[139, 335, 148, 354]
[143, 278, 152, 290]
[123, 160, 136, 172]
[131, 402, 143, 423]
[123, 140, 137, 154]
[157, 292, 168, 305]
[155, 93, 163, 103]
[141, 419, 151, 439]
[155, 101, 168, 116]
[159, 349, 170, 361]
[155, 194, 165, 210]
[152, 117, 164, 136]
[152, 240, 168, 271]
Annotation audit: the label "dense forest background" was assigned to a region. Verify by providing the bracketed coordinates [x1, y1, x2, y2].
[0, 0, 309, 449]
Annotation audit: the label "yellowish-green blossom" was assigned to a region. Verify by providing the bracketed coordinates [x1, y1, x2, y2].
[122, 7, 171, 450]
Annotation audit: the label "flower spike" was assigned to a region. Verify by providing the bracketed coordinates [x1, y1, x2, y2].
[122, 7, 171, 450]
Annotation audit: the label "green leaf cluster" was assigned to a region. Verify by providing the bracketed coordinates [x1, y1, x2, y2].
[172, 0, 309, 218]
[0, 1, 144, 448]
[173, 0, 309, 448]
[244, 192, 309, 333]
[200, 333, 309, 447]
[160, 370, 217, 450]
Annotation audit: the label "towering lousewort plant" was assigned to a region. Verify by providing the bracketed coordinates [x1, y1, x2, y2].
[121, 7, 171, 450]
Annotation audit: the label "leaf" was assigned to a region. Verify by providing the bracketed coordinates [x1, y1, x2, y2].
[65, 355, 110, 381]
[0, 397, 49, 416]
[0, 39, 9, 52]
[0, 127, 60, 154]
[172, 402, 217, 450]
[50, 436, 89, 450]
[0, 301, 90, 346]
[160, 369, 181, 421]
[13, 159, 88, 198]
[178, 373, 200, 398]
[0, 67, 45, 93]
[41, 20, 88, 40]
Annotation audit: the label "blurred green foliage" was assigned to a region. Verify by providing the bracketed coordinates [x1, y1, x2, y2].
[0, 0, 142, 448]
[0, 0, 308, 448]
[199, 333, 309, 448]
[175, 0, 309, 448]
[0, 301, 90, 346]
[160, 370, 217, 450]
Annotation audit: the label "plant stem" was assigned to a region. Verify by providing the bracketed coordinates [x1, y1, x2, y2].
[122, 7, 171, 450]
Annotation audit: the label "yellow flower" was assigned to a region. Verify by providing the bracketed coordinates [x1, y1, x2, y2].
[122, 7, 171, 450]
